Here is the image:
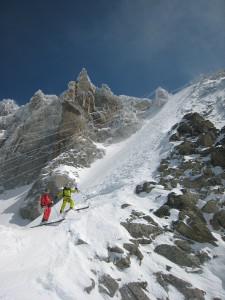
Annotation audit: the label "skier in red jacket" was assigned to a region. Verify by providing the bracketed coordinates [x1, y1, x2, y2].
[40, 189, 54, 223]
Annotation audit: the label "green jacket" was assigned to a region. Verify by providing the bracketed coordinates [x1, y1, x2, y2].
[57, 187, 79, 199]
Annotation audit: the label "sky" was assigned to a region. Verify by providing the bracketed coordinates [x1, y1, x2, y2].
[0, 0, 225, 104]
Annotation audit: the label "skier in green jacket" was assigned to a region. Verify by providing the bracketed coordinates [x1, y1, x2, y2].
[58, 185, 79, 213]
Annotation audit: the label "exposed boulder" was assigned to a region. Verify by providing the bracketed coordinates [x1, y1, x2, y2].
[211, 146, 225, 168]
[177, 112, 217, 137]
[201, 200, 219, 214]
[174, 239, 192, 253]
[155, 272, 206, 300]
[154, 244, 200, 267]
[119, 282, 149, 300]
[84, 278, 95, 294]
[175, 141, 196, 155]
[135, 238, 152, 245]
[107, 245, 130, 269]
[198, 131, 217, 147]
[176, 121, 193, 137]
[196, 250, 211, 264]
[211, 210, 225, 230]
[154, 205, 170, 218]
[121, 221, 162, 239]
[98, 274, 119, 298]
[165, 191, 198, 211]
[114, 255, 131, 269]
[135, 181, 156, 194]
[182, 175, 208, 190]
[108, 245, 124, 254]
[178, 206, 206, 224]
[121, 203, 131, 209]
[175, 219, 216, 243]
[123, 243, 143, 262]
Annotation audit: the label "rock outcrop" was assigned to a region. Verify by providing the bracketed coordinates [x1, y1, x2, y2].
[0, 99, 19, 116]
[0, 69, 153, 219]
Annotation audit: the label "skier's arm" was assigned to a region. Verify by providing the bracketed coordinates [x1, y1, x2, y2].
[57, 191, 63, 198]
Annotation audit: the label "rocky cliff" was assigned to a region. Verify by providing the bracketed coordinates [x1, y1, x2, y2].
[0, 68, 153, 219]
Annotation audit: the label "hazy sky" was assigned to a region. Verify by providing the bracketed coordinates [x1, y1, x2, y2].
[1, 0, 225, 104]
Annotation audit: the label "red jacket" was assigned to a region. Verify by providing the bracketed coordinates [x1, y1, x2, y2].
[40, 193, 53, 207]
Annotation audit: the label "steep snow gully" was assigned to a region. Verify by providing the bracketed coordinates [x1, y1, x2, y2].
[0, 84, 225, 300]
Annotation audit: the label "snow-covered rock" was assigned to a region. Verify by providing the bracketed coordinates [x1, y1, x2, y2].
[77, 67, 96, 94]
[155, 86, 169, 106]
[0, 69, 152, 217]
[0, 99, 19, 116]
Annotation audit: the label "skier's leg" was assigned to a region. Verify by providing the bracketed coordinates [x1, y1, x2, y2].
[43, 207, 50, 221]
[45, 207, 51, 221]
[60, 199, 67, 213]
[70, 198, 75, 209]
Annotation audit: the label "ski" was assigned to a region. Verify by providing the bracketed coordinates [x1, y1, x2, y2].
[64, 205, 89, 213]
[30, 218, 65, 228]
[74, 205, 89, 211]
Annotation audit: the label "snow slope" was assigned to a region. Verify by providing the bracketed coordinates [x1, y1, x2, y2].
[0, 82, 225, 300]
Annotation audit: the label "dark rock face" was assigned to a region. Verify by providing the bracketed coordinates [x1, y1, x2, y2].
[160, 191, 216, 243]
[211, 147, 225, 167]
[123, 243, 144, 262]
[201, 200, 219, 214]
[174, 239, 192, 253]
[166, 191, 198, 210]
[98, 274, 119, 297]
[211, 210, 225, 230]
[135, 181, 156, 194]
[107, 245, 130, 269]
[198, 131, 217, 147]
[121, 203, 131, 209]
[152, 112, 225, 246]
[173, 203, 216, 244]
[121, 222, 161, 239]
[108, 245, 124, 254]
[114, 255, 131, 269]
[155, 272, 206, 300]
[176, 112, 217, 138]
[175, 141, 196, 155]
[121, 210, 162, 241]
[154, 244, 200, 267]
[119, 282, 150, 300]
[135, 238, 152, 245]
[154, 205, 170, 218]
[84, 279, 95, 294]
[2, 69, 152, 220]
[175, 220, 216, 243]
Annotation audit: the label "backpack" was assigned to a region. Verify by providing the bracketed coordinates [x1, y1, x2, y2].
[63, 187, 71, 197]
[40, 193, 51, 206]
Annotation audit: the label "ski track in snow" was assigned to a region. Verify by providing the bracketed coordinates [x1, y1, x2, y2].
[0, 85, 225, 299]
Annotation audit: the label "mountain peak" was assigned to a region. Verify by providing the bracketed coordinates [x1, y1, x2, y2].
[76, 68, 96, 93]
[155, 86, 169, 106]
